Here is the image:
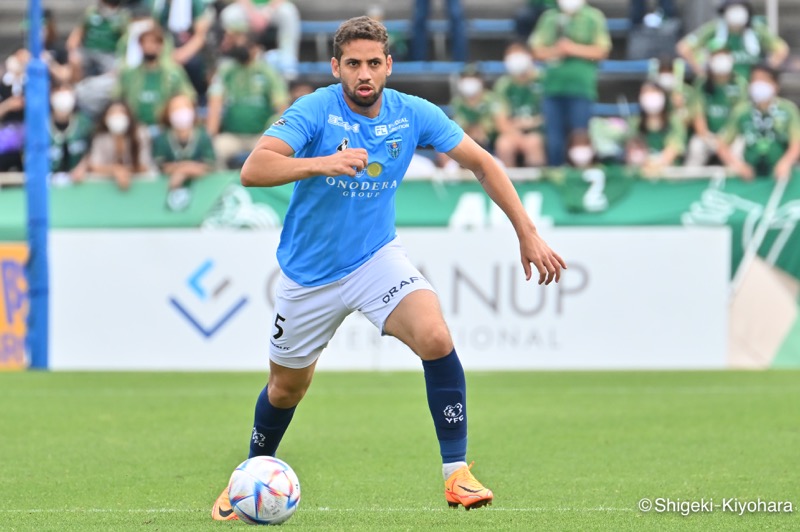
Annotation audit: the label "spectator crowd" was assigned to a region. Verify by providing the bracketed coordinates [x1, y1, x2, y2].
[0, 0, 796, 212]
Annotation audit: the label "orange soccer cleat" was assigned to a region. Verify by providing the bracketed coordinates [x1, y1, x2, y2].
[444, 462, 494, 510]
[211, 486, 239, 521]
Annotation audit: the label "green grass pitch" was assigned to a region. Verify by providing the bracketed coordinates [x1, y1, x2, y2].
[1, 370, 798, 531]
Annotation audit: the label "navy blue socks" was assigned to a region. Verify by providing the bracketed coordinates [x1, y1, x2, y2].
[422, 349, 468, 464]
[249, 386, 296, 458]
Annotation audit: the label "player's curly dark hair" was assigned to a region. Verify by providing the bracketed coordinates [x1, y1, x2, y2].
[332, 16, 389, 62]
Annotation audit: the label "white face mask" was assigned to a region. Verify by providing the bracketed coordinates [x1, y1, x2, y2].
[169, 107, 195, 130]
[657, 73, 676, 92]
[504, 53, 533, 77]
[51, 91, 76, 115]
[725, 5, 749, 28]
[709, 54, 734, 76]
[640, 91, 666, 114]
[558, 0, 585, 14]
[106, 113, 130, 135]
[749, 80, 775, 104]
[458, 77, 483, 99]
[569, 146, 594, 167]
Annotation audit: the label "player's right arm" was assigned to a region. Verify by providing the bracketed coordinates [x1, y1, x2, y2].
[240, 136, 368, 187]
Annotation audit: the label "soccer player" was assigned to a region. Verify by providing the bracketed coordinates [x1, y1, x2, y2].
[212, 16, 566, 520]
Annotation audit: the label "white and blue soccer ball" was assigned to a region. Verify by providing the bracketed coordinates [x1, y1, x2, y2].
[228, 456, 301, 525]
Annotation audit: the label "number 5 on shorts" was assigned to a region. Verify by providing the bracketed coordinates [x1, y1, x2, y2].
[273, 314, 286, 339]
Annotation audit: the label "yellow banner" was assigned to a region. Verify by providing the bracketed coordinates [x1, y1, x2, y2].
[0, 243, 28, 370]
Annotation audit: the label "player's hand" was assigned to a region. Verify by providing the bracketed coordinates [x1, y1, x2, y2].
[113, 165, 132, 191]
[556, 38, 575, 57]
[773, 159, 794, 181]
[318, 148, 368, 177]
[520, 231, 567, 285]
[732, 160, 755, 181]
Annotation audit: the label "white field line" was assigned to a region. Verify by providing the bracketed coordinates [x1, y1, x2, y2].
[0, 507, 635, 514]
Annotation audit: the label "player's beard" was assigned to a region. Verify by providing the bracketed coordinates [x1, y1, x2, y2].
[343, 79, 385, 108]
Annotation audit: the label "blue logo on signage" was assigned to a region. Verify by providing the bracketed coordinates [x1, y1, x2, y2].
[169, 260, 248, 339]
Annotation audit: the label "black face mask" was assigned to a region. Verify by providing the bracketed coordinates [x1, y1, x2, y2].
[143, 52, 159, 63]
[227, 46, 251, 64]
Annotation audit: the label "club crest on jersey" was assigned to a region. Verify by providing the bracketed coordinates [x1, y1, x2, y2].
[385, 135, 402, 159]
[336, 138, 349, 151]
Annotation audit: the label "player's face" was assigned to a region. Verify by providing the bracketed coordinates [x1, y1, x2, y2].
[332, 39, 392, 113]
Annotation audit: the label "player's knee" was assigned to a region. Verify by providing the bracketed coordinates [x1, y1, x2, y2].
[416, 325, 454, 360]
[267, 379, 309, 408]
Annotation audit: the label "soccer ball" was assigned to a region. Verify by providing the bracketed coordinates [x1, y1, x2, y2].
[228, 456, 301, 525]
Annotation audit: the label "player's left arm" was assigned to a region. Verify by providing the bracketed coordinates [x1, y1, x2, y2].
[774, 104, 800, 181]
[446, 135, 567, 285]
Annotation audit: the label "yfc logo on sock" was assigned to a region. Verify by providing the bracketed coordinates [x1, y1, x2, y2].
[443, 403, 464, 424]
[168, 259, 248, 339]
[252, 427, 266, 448]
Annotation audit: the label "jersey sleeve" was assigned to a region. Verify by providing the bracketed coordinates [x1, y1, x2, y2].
[682, 20, 716, 50]
[754, 20, 785, 53]
[719, 102, 748, 145]
[198, 129, 216, 164]
[151, 132, 172, 167]
[263, 92, 322, 154]
[591, 9, 612, 51]
[786, 102, 800, 143]
[415, 97, 465, 153]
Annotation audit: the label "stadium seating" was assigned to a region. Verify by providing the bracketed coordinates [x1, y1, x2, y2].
[297, 59, 651, 79]
[301, 17, 633, 61]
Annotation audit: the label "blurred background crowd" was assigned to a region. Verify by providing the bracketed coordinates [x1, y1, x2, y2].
[0, 0, 795, 210]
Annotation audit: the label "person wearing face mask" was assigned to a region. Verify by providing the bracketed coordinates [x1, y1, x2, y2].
[86, 100, 156, 189]
[717, 64, 800, 181]
[547, 129, 634, 212]
[114, 25, 196, 127]
[529, 0, 612, 166]
[150, 0, 214, 98]
[677, 0, 788, 79]
[152, 94, 215, 210]
[0, 49, 29, 172]
[207, 30, 289, 169]
[449, 67, 505, 153]
[651, 56, 692, 126]
[493, 41, 545, 168]
[66, 0, 130, 79]
[686, 46, 747, 167]
[627, 81, 687, 176]
[48, 83, 93, 182]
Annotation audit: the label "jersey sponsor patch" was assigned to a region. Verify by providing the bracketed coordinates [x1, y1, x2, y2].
[374, 125, 388, 136]
[272, 118, 287, 126]
[385, 135, 402, 159]
[336, 137, 349, 151]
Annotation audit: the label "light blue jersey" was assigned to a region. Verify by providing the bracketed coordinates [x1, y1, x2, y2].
[264, 84, 464, 286]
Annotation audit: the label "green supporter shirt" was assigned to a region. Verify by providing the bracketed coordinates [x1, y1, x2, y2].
[690, 75, 748, 133]
[681, 19, 785, 79]
[493, 74, 543, 129]
[450, 92, 504, 139]
[150, 0, 207, 30]
[208, 59, 289, 135]
[529, 5, 611, 100]
[152, 127, 216, 167]
[720, 98, 800, 176]
[115, 62, 197, 125]
[546, 164, 635, 213]
[81, 6, 129, 53]
[48, 113, 93, 173]
[628, 113, 687, 156]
